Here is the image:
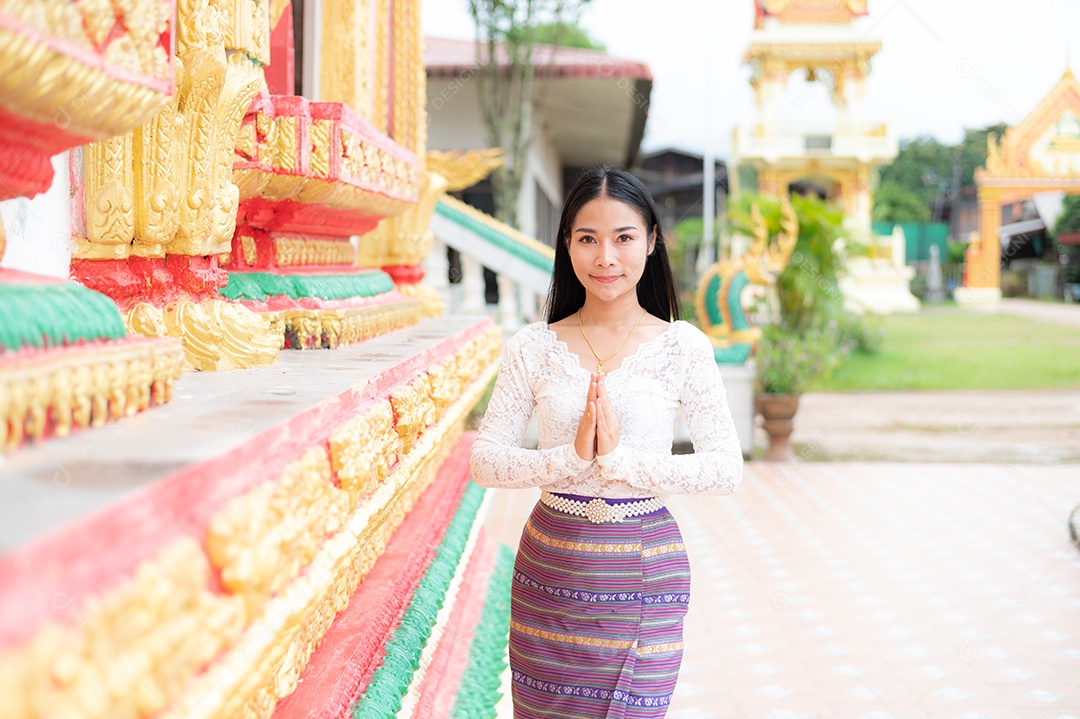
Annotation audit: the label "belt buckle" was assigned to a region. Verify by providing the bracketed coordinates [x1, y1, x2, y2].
[585, 498, 611, 524]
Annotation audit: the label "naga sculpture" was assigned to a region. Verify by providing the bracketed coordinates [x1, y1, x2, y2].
[694, 195, 798, 363]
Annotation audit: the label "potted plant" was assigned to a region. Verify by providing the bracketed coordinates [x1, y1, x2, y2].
[753, 325, 835, 461]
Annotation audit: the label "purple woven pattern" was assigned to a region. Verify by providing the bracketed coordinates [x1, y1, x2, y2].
[509, 500, 691, 718]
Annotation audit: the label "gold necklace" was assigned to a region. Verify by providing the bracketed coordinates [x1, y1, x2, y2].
[577, 308, 648, 373]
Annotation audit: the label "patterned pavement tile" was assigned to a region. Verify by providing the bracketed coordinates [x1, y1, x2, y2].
[482, 461, 1080, 718]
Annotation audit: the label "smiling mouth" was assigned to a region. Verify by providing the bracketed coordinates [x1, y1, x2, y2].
[592, 275, 621, 283]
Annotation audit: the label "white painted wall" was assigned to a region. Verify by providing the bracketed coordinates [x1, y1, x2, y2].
[0, 152, 71, 279]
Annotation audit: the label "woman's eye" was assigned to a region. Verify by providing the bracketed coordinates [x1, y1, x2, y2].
[579, 236, 595, 243]
[618, 234, 633, 242]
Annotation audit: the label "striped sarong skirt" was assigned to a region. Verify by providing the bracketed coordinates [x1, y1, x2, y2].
[509, 493, 691, 718]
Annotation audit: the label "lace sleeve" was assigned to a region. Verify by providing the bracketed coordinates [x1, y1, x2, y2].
[596, 327, 744, 495]
[470, 330, 592, 489]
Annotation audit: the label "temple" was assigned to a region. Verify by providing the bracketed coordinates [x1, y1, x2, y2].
[0, 1, 511, 717]
[965, 65, 1080, 309]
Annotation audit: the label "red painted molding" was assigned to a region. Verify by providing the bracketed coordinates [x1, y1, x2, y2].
[380, 265, 425, 285]
[70, 255, 229, 309]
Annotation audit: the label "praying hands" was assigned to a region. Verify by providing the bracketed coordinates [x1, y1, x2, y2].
[574, 372, 620, 461]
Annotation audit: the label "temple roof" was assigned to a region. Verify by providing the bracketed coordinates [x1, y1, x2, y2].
[425, 37, 652, 167]
[424, 37, 652, 81]
[755, 0, 868, 28]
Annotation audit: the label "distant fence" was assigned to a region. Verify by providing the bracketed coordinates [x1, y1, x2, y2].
[873, 222, 949, 263]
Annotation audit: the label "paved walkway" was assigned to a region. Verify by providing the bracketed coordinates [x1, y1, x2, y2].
[997, 298, 1080, 330]
[483, 461, 1080, 718]
[785, 389, 1080, 464]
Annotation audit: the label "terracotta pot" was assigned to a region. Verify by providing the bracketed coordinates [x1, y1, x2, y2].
[755, 393, 800, 462]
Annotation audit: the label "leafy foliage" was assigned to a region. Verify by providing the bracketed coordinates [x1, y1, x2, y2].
[729, 192, 854, 334]
[872, 181, 930, 224]
[878, 123, 1008, 207]
[1054, 194, 1080, 236]
[507, 20, 605, 50]
[754, 325, 840, 394]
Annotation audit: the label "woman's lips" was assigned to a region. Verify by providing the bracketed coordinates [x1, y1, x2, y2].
[591, 275, 621, 283]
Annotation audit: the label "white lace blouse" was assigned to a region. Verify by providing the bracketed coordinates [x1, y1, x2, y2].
[470, 320, 744, 498]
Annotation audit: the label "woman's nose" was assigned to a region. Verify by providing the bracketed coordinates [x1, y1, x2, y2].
[596, 241, 615, 265]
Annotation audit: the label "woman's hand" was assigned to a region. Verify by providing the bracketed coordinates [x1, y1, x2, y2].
[574, 373, 600, 461]
[595, 374, 620, 456]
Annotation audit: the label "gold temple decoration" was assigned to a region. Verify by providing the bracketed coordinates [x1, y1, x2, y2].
[274, 237, 357, 267]
[426, 148, 504, 192]
[969, 66, 1080, 298]
[0, 538, 246, 718]
[78, 0, 265, 259]
[357, 171, 448, 268]
[0, 339, 185, 451]
[0, 327, 502, 719]
[275, 298, 423, 350]
[124, 301, 282, 371]
[391, 0, 426, 159]
[695, 196, 798, 351]
[0, 0, 173, 142]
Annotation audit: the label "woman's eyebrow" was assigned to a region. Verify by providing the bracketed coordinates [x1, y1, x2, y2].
[573, 226, 638, 234]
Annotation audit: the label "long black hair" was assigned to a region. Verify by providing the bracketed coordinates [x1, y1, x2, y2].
[545, 165, 680, 323]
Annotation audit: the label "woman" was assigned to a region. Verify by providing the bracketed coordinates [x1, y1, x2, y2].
[470, 165, 743, 718]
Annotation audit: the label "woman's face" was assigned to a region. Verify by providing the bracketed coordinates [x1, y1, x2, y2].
[566, 195, 655, 305]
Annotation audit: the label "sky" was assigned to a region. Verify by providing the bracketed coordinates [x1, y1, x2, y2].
[422, 0, 1080, 158]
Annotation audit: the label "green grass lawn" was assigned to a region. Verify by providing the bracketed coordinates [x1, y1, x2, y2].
[811, 307, 1080, 391]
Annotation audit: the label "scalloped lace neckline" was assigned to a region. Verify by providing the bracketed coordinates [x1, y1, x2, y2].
[543, 320, 679, 378]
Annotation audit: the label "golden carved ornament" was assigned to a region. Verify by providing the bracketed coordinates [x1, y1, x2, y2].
[357, 170, 447, 267]
[318, 0, 373, 118]
[79, 0, 265, 259]
[394, 282, 444, 318]
[241, 235, 258, 265]
[744, 195, 799, 285]
[207, 447, 353, 616]
[391, 0, 426, 159]
[425, 149, 503, 192]
[372, 0, 392, 133]
[124, 300, 281, 371]
[0, 339, 184, 450]
[0, 0, 172, 141]
[83, 135, 136, 258]
[329, 399, 399, 498]
[389, 373, 436, 453]
[0, 328, 503, 717]
[274, 237, 357, 267]
[278, 300, 421, 349]
[0, 538, 245, 719]
[0, 217, 6, 262]
[219, 0, 270, 65]
[165, 333, 500, 718]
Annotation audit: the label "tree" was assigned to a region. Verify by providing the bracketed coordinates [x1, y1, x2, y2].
[873, 180, 931, 224]
[508, 21, 605, 50]
[467, 1, 595, 227]
[877, 123, 1009, 214]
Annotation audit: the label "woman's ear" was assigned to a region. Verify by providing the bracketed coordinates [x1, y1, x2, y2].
[648, 224, 658, 255]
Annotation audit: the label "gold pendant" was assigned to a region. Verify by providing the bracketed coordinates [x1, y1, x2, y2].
[596, 361, 604, 374]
